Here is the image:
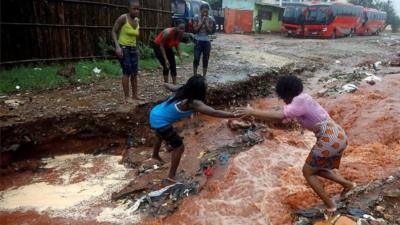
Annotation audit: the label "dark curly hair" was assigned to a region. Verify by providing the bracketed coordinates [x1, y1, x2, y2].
[275, 75, 303, 101]
[167, 75, 207, 105]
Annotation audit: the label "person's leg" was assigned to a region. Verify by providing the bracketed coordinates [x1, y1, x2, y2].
[202, 41, 211, 77]
[193, 40, 201, 76]
[166, 48, 177, 84]
[130, 48, 143, 100]
[153, 45, 169, 83]
[169, 144, 184, 179]
[152, 134, 164, 162]
[122, 75, 132, 103]
[317, 169, 356, 193]
[303, 164, 336, 210]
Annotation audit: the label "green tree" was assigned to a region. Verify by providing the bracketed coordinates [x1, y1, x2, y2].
[349, 0, 400, 32]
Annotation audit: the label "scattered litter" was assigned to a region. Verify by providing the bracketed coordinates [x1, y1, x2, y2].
[240, 130, 264, 146]
[197, 151, 206, 159]
[15, 85, 21, 90]
[4, 99, 25, 107]
[228, 119, 252, 130]
[76, 87, 81, 91]
[363, 75, 381, 85]
[126, 135, 135, 148]
[33, 67, 42, 71]
[140, 138, 146, 145]
[218, 153, 230, 165]
[373, 61, 382, 71]
[128, 182, 199, 212]
[342, 84, 357, 93]
[203, 165, 213, 177]
[153, 165, 159, 170]
[347, 208, 366, 218]
[295, 208, 324, 219]
[93, 67, 102, 74]
[336, 60, 341, 64]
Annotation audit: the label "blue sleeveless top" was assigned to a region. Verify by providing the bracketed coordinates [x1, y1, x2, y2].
[149, 98, 193, 129]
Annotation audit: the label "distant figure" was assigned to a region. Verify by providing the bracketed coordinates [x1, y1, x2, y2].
[152, 21, 186, 84]
[112, 0, 142, 103]
[238, 75, 356, 216]
[255, 15, 262, 33]
[193, 4, 215, 77]
[149, 76, 241, 182]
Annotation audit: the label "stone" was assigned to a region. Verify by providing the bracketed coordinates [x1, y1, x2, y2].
[357, 219, 370, 225]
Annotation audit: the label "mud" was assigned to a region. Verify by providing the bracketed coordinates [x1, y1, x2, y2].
[1, 33, 400, 225]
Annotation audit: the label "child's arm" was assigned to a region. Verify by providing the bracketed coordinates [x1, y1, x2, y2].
[239, 105, 285, 121]
[164, 83, 182, 92]
[191, 100, 239, 118]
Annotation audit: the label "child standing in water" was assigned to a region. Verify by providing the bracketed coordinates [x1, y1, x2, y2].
[238, 75, 356, 214]
[150, 75, 240, 182]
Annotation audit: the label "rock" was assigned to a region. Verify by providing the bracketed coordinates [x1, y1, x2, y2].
[375, 205, 385, 213]
[383, 189, 400, 198]
[369, 219, 388, 225]
[318, 88, 328, 97]
[363, 75, 381, 85]
[386, 176, 395, 183]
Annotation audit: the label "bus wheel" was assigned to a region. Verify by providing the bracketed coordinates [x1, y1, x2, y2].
[331, 29, 336, 39]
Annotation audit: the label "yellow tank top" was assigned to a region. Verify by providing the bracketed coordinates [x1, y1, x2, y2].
[118, 15, 139, 47]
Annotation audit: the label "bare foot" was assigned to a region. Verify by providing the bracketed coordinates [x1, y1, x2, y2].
[340, 182, 357, 199]
[324, 207, 338, 220]
[125, 98, 135, 104]
[132, 96, 145, 101]
[152, 155, 165, 164]
[162, 177, 178, 186]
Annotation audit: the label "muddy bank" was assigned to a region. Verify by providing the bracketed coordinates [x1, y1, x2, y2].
[1, 62, 316, 164]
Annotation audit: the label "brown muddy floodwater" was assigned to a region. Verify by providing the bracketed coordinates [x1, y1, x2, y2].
[1, 74, 400, 225]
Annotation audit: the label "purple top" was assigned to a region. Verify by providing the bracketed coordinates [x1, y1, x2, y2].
[283, 93, 329, 130]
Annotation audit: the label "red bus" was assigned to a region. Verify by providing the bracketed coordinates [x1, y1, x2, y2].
[356, 8, 387, 35]
[302, 3, 364, 38]
[282, 3, 309, 37]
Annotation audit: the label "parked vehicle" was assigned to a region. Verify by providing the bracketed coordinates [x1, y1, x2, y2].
[356, 8, 387, 35]
[282, 3, 309, 37]
[303, 3, 364, 38]
[171, 0, 216, 33]
[282, 2, 386, 39]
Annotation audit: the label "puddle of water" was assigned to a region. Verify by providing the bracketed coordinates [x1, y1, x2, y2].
[0, 153, 140, 224]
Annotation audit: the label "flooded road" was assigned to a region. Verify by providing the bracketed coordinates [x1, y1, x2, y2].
[148, 74, 400, 225]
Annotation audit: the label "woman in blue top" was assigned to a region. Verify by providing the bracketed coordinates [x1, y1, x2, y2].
[150, 75, 240, 182]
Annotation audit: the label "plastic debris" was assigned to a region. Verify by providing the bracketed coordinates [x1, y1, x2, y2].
[197, 151, 206, 159]
[373, 61, 382, 71]
[204, 165, 213, 177]
[364, 75, 381, 85]
[342, 84, 358, 93]
[347, 208, 366, 218]
[336, 60, 341, 64]
[16, 85, 21, 90]
[33, 67, 42, 71]
[4, 99, 24, 107]
[218, 153, 230, 165]
[126, 135, 135, 148]
[93, 67, 102, 74]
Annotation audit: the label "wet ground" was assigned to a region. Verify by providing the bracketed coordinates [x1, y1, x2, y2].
[1, 33, 400, 225]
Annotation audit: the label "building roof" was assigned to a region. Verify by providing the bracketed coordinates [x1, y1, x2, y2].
[255, 1, 285, 9]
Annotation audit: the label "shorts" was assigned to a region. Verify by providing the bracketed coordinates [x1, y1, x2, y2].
[118, 45, 139, 75]
[306, 119, 349, 170]
[155, 125, 183, 148]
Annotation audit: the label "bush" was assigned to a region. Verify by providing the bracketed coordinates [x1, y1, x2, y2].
[137, 42, 154, 59]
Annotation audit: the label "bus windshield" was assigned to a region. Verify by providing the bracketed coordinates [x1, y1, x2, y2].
[305, 6, 332, 25]
[283, 5, 306, 24]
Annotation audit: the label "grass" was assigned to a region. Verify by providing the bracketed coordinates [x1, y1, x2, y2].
[0, 43, 194, 95]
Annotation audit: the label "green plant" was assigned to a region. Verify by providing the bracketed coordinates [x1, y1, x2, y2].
[137, 42, 154, 59]
[98, 37, 115, 57]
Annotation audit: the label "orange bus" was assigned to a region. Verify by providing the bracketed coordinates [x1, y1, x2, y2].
[356, 8, 387, 35]
[282, 3, 308, 37]
[302, 3, 364, 38]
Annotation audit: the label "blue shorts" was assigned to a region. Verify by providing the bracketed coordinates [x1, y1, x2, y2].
[118, 46, 139, 75]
